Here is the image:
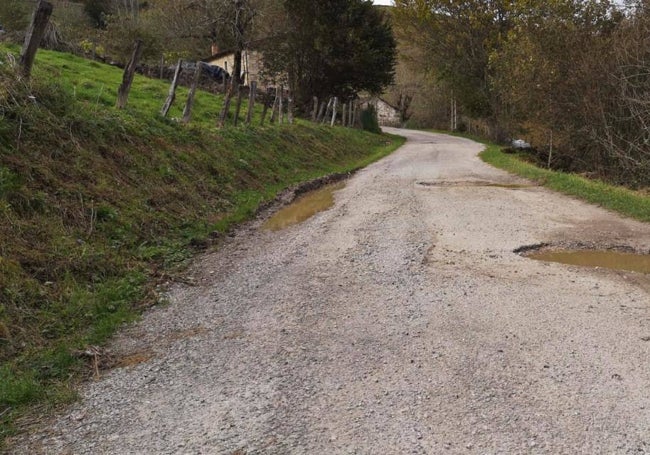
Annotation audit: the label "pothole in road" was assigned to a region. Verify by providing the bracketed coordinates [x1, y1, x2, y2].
[416, 180, 535, 189]
[263, 182, 346, 231]
[516, 243, 650, 274]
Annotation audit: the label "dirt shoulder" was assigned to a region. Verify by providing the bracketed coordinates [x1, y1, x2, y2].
[11, 128, 650, 454]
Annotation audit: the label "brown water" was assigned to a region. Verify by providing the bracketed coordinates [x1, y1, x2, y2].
[527, 250, 650, 274]
[263, 182, 345, 231]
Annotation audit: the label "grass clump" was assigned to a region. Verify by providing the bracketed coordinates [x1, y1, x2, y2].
[0, 46, 404, 444]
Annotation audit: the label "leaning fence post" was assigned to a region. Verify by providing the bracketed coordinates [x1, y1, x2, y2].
[116, 39, 144, 109]
[316, 100, 326, 123]
[233, 85, 244, 126]
[330, 97, 338, 127]
[161, 59, 183, 117]
[260, 93, 270, 126]
[19, 1, 54, 78]
[287, 93, 294, 125]
[312, 97, 319, 122]
[246, 81, 257, 125]
[278, 85, 284, 124]
[322, 98, 333, 124]
[219, 81, 236, 127]
[270, 86, 280, 124]
[182, 62, 203, 123]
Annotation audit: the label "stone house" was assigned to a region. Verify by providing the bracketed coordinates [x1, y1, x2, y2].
[364, 97, 402, 127]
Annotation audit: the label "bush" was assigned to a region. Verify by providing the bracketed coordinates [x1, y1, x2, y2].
[360, 104, 381, 134]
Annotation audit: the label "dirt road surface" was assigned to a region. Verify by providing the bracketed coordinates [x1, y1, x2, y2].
[13, 129, 650, 454]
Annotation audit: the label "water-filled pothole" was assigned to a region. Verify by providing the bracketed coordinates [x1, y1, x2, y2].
[263, 182, 345, 231]
[416, 180, 534, 189]
[520, 245, 650, 274]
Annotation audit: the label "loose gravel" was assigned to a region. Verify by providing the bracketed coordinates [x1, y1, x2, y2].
[10, 128, 650, 454]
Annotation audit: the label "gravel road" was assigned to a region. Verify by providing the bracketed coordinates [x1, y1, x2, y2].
[12, 129, 650, 454]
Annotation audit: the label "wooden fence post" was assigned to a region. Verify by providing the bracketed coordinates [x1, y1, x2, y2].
[182, 62, 203, 123]
[270, 86, 280, 124]
[260, 93, 270, 126]
[312, 97, 319, 122]
[322, 98, 333, 124]
[330, 97, 338, 127]
[349, 100, 354, 127]
[352, 101, 358, 127]
[287, 93, 294, 125]
[219, 81, 236, 127]
[316, 101, 326, 123]
[19, 1, 54, 78]
[116, 39, 144, 109]
[278, 85, 284, 124]
[233, 85, 244, 126]
[342, 103, 347, 128]
[246, 81, 257, 125]
[161, 59, 183, 117]
[159, 54, 165, 79]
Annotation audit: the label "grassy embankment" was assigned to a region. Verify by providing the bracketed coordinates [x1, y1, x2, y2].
[0, 45, 405, 442]
[433, 131, 650, 223]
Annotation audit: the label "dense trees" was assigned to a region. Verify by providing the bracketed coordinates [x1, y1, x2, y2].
[262, 0, 397, 110]
[393, 0, 650, 187]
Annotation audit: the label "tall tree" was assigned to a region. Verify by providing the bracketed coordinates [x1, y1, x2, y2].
[263, 0, 397, 109]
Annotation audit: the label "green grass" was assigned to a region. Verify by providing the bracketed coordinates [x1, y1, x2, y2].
[479, 143, 650, 223]
[0, 46, 405, 445]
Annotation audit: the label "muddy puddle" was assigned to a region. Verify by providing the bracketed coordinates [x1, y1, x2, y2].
[263, 182, 345, 231]
[527, 249, 650, 274]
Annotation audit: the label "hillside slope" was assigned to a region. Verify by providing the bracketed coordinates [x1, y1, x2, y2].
[0, 47, 404, 441]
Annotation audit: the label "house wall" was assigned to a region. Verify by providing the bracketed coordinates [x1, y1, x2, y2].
[367, 98, 401, 127]
[205, 50, 266, 87]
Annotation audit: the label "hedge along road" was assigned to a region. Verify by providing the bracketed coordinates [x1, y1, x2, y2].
[12, 129, 650, 454]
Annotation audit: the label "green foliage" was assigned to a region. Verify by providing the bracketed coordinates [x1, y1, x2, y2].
[265, 0, 397, 109]
[0, 0, 30, 33]
[360, 105, 381, 134]
[0, 45, 404, 444]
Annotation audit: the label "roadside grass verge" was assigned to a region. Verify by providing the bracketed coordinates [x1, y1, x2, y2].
[479, 143, 650, 223]
[0, 45, 404, 445]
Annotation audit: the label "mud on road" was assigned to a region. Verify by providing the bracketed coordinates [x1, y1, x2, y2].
[12, 129, 650, 454]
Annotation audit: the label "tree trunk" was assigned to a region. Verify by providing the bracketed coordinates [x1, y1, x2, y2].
[160, 59, 183, 117]
[19, 1, 54, 78]
[116, 39, 144, 109]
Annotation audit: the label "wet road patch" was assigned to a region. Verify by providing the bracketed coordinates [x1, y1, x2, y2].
[517, 244, 650, 274]
[263, 182, 345, 231]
